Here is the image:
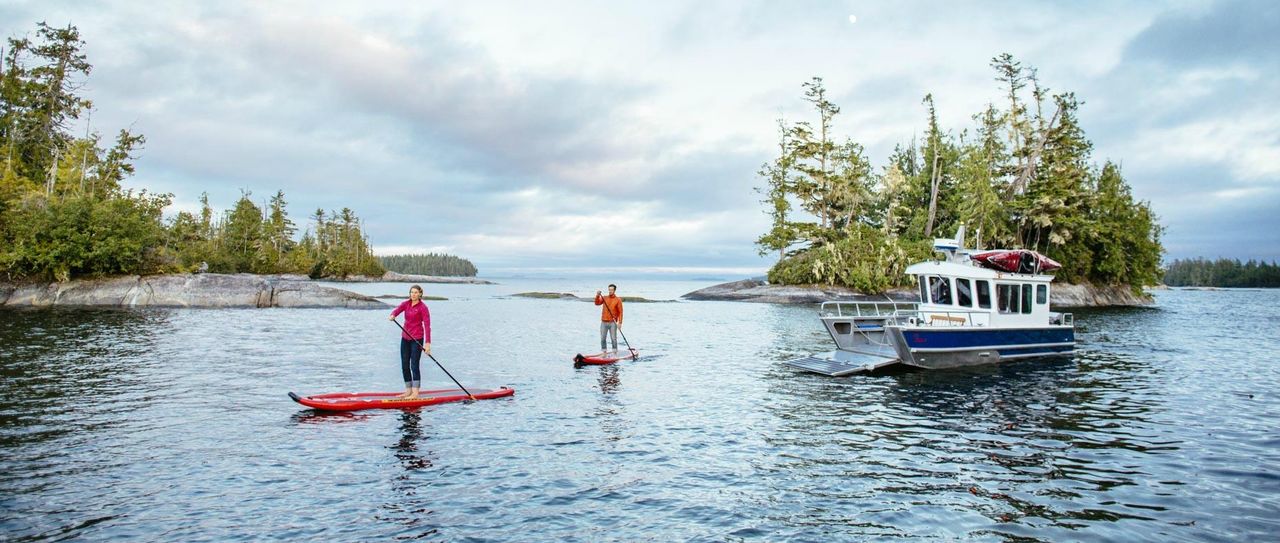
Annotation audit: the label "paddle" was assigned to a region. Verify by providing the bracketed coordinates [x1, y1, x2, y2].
[391, 317, 475, 400]
[597, 290, 636, 358]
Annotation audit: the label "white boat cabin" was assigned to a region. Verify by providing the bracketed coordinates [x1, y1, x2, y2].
[906, 260, 1055, 328]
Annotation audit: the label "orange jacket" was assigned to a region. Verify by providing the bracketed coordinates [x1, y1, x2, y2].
[594, 293, 623, 324]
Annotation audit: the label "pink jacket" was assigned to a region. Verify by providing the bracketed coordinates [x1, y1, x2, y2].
[391, 300, 431, 342]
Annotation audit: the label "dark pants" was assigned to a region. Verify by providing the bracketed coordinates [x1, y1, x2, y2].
[400, 338, 423, 387]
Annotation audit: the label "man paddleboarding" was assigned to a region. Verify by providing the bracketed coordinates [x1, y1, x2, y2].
[595, 284, 623, 354]
[388, 285, 431, 399]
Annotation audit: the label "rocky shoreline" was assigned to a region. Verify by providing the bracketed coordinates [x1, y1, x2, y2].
[0, 274, 386, 309]
[681, 278, 1153, 307]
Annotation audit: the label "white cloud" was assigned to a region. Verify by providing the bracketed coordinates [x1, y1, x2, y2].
[3, 0, 1276, 268]
[1122, 111, 1280, 181]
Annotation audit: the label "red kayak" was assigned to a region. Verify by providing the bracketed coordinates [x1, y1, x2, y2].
[574, 349, 639, 365]
[971, 249, 1061, 273]
[289, 387, 514, 411]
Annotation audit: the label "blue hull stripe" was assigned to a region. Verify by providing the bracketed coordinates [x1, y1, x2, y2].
[901, 328, 1074, 350]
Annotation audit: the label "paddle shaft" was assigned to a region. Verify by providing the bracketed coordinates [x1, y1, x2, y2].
[391, 318, 475, 399]
[598, 293, 633, 353]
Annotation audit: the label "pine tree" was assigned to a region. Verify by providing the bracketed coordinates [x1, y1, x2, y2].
[789, 77, 841, 236]
[755, 118, 798, 262]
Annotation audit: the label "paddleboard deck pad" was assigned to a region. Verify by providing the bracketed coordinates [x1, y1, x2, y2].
[289, 387, 514, 411]
[574, 349, 639, 365]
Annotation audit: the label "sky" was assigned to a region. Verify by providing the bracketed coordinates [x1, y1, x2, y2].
[2, 0, 1277, 277]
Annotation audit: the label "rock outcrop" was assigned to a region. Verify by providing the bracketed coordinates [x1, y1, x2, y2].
[1049, 283, 1153, 307]
[0, 274, 387, 309]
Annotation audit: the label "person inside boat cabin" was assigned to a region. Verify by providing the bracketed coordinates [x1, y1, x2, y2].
[595, 284, 624, 353]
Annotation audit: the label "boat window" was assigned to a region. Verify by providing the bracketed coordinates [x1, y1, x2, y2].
[1036, 284, 1048, 304]
[918, 276, 928, 304]
[929, 276, 952, 305]
[976, 280, 991, 309]
[997, 283, 1019, 313]
[956, 278, 973, 307]
[1021, 284, 1033, 314]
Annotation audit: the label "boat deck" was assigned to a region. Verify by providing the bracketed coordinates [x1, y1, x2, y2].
[784, 350, 901, 376]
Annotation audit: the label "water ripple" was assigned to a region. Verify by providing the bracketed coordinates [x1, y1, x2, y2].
[1, 286, 1278, 540]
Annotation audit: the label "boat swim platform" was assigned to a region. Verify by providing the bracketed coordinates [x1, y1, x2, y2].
[784, 350, 901, 377]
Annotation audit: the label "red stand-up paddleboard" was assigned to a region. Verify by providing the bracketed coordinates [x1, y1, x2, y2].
[288, 387, 514, 411]
[574, 349, 639, 365]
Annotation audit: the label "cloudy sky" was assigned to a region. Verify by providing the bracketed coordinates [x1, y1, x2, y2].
[3, 1, 1276, 276]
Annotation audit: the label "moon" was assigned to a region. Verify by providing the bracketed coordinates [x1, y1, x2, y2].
[848, 14, 858, 24]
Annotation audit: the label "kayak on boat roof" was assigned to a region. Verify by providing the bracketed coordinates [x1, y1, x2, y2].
[970, 249, 1061, 274]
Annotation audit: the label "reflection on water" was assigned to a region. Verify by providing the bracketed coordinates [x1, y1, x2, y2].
[1, 288, 1278, 541]
[757, 352, 1185, 538]
[595, 364, 621, 396]
[391, 411, 434, 472]
[290, 409, 374, 425]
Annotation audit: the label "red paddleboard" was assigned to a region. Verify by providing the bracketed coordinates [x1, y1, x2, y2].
[574, 349, 639, 365]
[288, 387, 514, 411]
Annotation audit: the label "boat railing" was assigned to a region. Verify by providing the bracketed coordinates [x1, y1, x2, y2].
[889, 309, 1076, 328]
[821, 301, 918, 318]
[890, 309, 993, 327]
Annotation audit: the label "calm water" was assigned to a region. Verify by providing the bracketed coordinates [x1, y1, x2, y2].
[1, 281, 1278, 541]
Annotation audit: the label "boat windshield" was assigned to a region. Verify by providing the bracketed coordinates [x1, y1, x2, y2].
[929, 276, 952, 305]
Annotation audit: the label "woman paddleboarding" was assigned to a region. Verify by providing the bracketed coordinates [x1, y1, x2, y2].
[388, 284, 431, 399]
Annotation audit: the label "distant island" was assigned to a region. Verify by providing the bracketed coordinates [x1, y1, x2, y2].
[379, 253, 478, 277]
[1164, 258, 1280, 288]
[752, 56, 1162, 300]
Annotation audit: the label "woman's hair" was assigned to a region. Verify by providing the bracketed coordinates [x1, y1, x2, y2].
[410, 284, 423, 294]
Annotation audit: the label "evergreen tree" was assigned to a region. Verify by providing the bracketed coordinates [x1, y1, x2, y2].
[789, 77, 841, 237]
[954, 105, 1011, 249]
[828, 139, 874, 232]
[755, 118, 798, 262]
[756, 60, 1164, 293]
[0, 23, 391, 282]
[257, 190, 296, 273]
[876, 163, 909, 236]
[219, 192, 263, 273]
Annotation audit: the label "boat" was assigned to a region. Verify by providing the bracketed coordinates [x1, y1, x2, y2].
[785, 227, 1075, 376]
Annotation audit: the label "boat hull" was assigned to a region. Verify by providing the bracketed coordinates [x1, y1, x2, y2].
[888, 325, 1074, 369]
